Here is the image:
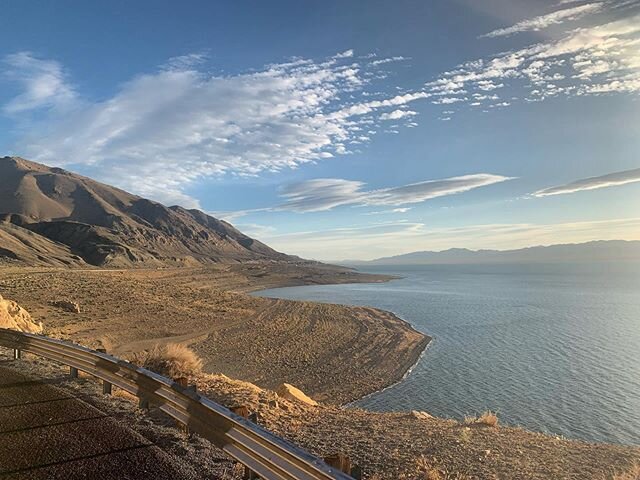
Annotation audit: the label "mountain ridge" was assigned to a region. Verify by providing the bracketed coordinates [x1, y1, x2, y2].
[0, 156, 296, 267]
[341, 240, 640, 265]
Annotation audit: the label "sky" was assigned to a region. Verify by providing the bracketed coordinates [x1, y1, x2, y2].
[1, 0, 639, 260]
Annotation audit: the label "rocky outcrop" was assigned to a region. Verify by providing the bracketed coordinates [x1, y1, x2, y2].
[276, 383, 318, 406]
[50, 300, 81, 314]
[0, 294, 43, 333]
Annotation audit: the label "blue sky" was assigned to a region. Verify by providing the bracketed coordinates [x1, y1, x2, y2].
[1, 0, 639, 260]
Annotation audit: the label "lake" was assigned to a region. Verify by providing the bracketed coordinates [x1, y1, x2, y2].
[256, 263, 640, 446]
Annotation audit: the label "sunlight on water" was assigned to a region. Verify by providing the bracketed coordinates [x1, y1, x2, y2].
[257, 263, 640, 445]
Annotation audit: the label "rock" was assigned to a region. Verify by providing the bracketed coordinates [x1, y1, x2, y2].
[410, 410, 433, 420]
[276, 383, 318, 406]
[0, 294, 43, 333]
[51, 300, 81, 313]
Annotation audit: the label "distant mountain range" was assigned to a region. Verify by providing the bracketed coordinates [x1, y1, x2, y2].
[0, 156, 297, 267]
[345, 240, 640, 266]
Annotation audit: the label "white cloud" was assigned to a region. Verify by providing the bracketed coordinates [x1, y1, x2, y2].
[426, 11, 640, 111]
[379, 109, 417, 120]
[2, 52, 76, 114]
[363, 207, 413, 215]
[4, 52, 431, 207]
[277, 174, 513, 212]
[481, 3, 604, 38]
[533, 167, 640, 196]
[334, 49, 354, 58]
[370, 56, 409, 66]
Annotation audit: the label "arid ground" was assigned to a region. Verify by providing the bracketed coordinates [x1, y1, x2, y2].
[0, 264, 427, 404]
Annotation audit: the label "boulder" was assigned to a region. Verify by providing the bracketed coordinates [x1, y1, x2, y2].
[276, 383, 318, 406]
[51, 299, 81, 313]
[410, 410, 433, 420]
[0, 294, 43, 333]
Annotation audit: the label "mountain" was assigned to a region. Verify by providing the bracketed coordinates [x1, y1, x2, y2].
[0, 156, 294, 267]
[347, 241, 640, 266]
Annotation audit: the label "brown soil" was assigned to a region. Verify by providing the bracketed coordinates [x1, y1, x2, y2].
[0, 264, 426, 404]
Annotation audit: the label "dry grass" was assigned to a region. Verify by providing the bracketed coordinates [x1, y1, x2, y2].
[412, 455, 471, 480]
[464, 411, 498, 427]
[611, 463, 640, 480]
[112, 388, 139, 402]
[131, 343, 203, 379]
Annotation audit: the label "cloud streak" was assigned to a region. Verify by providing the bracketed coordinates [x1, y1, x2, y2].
[480, 3, 604, 38]
[2, 52, 76, 114]
[533, 167, 640, 197]
[277, 174, 513, 212]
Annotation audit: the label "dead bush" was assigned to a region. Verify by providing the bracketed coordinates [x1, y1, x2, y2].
[131, 343, 203, 379]
[464, 411, 498, 427]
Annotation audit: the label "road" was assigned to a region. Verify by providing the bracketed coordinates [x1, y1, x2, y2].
[0, 363, 200, 479]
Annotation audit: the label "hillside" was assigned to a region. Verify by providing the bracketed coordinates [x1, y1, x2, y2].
[350, 240, 640, 266]
[0, 156, 294, 267]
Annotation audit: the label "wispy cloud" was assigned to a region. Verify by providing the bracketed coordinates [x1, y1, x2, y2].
[370, 56, 409, 66]
[533, 167, 640, 197]
[4, 52, 430, 207]
[2, 52, 76, 114]
[480, 3, 604, 38]
[277, 174, 513, 212]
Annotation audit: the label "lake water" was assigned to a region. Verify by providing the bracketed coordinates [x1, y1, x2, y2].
[256, 263, 640, 446]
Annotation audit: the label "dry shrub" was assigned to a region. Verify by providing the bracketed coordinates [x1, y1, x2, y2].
[112, 388, 138, 402]
[464, 411, 498, 427]
[414, 455, 451, 480]
[132, 343, 203, 379]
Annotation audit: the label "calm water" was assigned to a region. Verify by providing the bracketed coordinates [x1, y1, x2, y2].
[256, 263, 640, 446]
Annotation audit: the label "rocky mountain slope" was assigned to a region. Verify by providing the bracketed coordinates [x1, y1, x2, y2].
[0, 156, 293, 267]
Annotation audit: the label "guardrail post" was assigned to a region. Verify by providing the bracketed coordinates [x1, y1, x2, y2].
[95, 349, 112, 394]
[324, 453, 352, 476]
[102, 380, 112, 395]
[13, 348, 21, 360]
[138, 396, 150, 410]
[70, 366, 78, 378]
[174, 377, 197, 434]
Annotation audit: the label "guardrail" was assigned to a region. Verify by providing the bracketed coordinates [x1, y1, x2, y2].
[0, 329, 354, 480]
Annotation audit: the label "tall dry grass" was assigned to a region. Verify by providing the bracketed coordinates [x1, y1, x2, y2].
[131, 343, 203, 379]
[464, 411, 498, 427]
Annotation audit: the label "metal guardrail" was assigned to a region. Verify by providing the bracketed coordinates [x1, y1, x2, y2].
[0, 329, 354, 480]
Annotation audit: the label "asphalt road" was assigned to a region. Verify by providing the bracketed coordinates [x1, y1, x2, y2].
[0, 364, 198, 479]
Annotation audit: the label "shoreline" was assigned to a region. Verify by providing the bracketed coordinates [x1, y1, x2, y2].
[345, 335, 432, 409]
[250, 276, 433, 407]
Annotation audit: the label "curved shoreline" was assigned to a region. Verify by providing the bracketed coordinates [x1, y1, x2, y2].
[251, 281, 432, 406]
[345, 335, 432, 409]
